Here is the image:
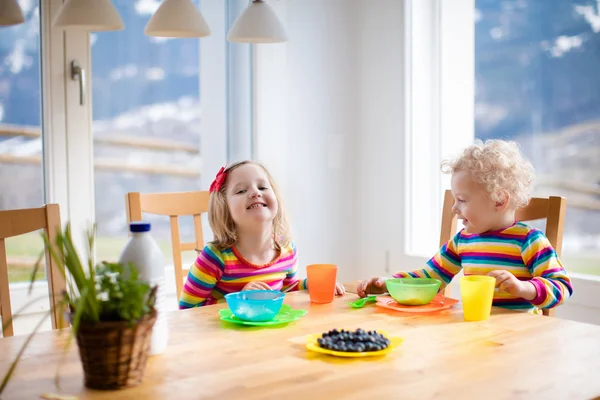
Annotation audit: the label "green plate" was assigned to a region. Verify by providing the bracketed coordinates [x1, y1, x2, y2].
[218, 304, 307, 326]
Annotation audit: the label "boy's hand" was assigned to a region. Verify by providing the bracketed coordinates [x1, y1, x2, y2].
[356, 277, 388, 298]
[242, 281, 272, 291]
[335, 282, 346, 296]
[487, 270, 537, 301]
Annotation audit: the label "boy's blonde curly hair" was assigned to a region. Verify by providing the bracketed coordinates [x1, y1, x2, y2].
[208, 160, 292, 251]
[441, 139, 535, 209]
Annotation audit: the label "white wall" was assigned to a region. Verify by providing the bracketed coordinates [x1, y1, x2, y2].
[356, 1, 406, 280]
[254, 0, 599, 330]
[255, 0, 358, 284]
[556, 274, 600, 325]
[255, 0, 405, 284]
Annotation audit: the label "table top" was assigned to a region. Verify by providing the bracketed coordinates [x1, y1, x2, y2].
[1, 291, 600, 400]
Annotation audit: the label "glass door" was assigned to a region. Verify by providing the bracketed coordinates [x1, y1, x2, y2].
[88, 1, 243, 309]
[1, 1, 52, 336]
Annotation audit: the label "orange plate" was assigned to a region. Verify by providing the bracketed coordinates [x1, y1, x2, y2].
[376, 293, 459, 313]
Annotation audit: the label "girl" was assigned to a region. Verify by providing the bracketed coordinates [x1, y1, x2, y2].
[357, 140, 573, 312]
[179, 161, 345, 309]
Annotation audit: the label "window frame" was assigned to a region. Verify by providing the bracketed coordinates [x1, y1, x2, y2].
[402, 0, 475, 264]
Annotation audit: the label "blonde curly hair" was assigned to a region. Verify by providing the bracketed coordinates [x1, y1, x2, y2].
[208, 160, 291, 251]
[441, 139, 535, 209]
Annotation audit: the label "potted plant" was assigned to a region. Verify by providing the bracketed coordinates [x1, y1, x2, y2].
[1, 224, 157, 394]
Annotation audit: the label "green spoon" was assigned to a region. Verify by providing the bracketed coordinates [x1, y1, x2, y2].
[348, 295, 380, 308]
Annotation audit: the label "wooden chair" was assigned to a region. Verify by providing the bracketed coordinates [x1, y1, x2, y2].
[125, 191, 210, 302]
[439, 190, 567, 316]
[0, 204, 68, 337]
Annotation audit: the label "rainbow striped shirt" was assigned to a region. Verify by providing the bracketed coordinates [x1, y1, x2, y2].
[179, 242, 307, 309]
[393, 222, 573, 311]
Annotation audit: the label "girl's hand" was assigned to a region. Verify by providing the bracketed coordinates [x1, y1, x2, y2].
[335, 282, 346, 296]
[356, 277, 389, 298]
[242, 281, 272, 291]
[487, 270, 537, 301]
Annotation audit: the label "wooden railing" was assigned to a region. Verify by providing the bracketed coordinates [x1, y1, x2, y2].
[1, 123, 600, 209]
[0, 123, 200, 178]
[536, 177, 600, 211]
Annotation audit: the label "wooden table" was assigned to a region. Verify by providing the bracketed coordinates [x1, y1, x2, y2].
[1, 291, 600, 400]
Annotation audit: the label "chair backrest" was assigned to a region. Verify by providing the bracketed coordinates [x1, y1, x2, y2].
[125, 191, 210, 302]
[439, 190, 567, 317]
[0, 204, 68, 337]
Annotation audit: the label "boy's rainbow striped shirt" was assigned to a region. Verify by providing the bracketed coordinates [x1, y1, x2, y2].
[393, 222, 573, 311]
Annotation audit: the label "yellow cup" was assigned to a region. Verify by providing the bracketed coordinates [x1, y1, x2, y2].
[460, 275, 496, 322]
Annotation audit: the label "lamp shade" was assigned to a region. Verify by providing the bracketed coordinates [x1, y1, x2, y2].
[227, 0, 288, 43]
[145, 0, 211, 38]
[0, 0, 25, 26]
[53, 0, 124, 31]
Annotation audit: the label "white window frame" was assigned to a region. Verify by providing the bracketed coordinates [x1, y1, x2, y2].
[400, 0, 475, 268]
[43, 0, 70, 219]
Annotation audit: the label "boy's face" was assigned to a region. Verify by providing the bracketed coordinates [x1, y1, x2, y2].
[225, 163, 278, 229]
[450, 170, 509, 234]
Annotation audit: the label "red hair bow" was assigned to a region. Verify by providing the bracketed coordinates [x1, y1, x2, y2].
[209, 167, 227, 193]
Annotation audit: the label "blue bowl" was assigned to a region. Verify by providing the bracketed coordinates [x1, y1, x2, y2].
[224, 290, 285, 322]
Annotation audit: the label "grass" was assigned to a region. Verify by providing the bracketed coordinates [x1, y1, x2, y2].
[562, 255, 600, 277]
[6, 230, 599, 283]
[8, 266, 46, 283]
[6, 231, 179, 283]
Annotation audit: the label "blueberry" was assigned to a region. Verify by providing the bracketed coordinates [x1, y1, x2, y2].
[319, 328, 391, 353]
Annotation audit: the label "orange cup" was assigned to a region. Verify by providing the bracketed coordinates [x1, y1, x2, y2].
[306, 264, 338, 304]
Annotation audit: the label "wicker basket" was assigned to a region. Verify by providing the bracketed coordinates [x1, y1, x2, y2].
[75, 310, 157, 390]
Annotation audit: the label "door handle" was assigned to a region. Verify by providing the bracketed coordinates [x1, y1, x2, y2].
[70, 60, 86, 106]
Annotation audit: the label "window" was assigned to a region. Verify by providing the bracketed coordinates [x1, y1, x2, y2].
[89, 1, 249, 308]
[0, 0, 51, 335]
[0, 1, 45, 249]
[3, 0, 249, 332]
[91, 1, 205, 267]
[475, 0, 600, 277]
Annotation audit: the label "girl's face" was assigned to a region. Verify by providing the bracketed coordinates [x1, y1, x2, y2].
[225, 164, 278, 229]
[450, 170, 508, 234]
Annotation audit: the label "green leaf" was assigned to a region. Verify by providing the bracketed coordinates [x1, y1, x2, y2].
[28, 250, 45, 295]
[70, 286, 88, 337]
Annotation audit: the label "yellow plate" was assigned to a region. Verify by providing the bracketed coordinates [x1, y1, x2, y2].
[305, 330, 404, 358]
